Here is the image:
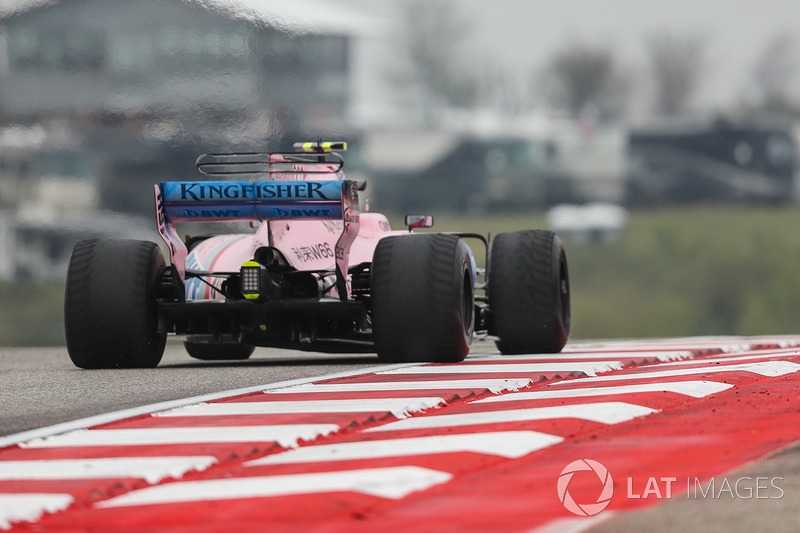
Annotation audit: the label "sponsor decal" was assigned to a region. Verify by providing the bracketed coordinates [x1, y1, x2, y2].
[155, 188, 166, 227]
[343, 180, 359, 205]
[321, 220, 343, 234]
[292, 243, 334, 263]
[335, 244, 346, 261]
[164, 181, 344, 202]
[181, 208, 242, 218]
[160, 180, 354, 221]
[270, 207, 339, 219]
[163, 203, 342, 221]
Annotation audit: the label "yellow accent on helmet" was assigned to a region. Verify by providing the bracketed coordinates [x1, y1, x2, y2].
[294, 141, 347, 153]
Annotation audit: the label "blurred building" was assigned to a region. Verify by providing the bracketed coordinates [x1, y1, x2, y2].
[366, 132, 575, 213]
[626, 117, 799, 204]
[0, 0, 375, 208]
[0, 0, 367, 130]
[0, 0, 377, 280]
[363, 122, 628, 214]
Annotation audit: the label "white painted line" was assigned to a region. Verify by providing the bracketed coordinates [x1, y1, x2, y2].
[485, 351, 693, 362]
[0, 456, 217, 483]
[475, 380, 733, 403]
[21, 425, 340, 449]
[377, 362, 623, 377]
[0, 361, 423, 449]
[547, 361, 800, 386]
[157, 397, 445, 419]
[248, 431, 564, 466]
[367, 402, 657, 432]
[97, 466, 452, 507]
[0, 494, 74, 530]
[650, 351, 800, 367]
[564, 341, 754, 354]
[269, 378, 532, 394]
[565, 336, 800, 353]
[566, 335, 751, 347]
[531, 512, 617, 533]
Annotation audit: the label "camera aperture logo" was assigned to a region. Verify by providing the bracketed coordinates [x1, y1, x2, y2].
[557, 459, 614, 516]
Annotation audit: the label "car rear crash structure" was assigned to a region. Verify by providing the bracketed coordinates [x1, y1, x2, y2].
[64, 142, 571, 368]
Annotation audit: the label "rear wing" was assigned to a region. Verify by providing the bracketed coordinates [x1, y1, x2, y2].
[160, 180, 349, 222]
[154, 177, 362, 300]
[195, 143, 346, 178]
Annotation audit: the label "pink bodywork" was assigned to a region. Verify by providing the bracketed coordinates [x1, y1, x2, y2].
[156, 152, 407, 301]
[184, 213, 405, 300]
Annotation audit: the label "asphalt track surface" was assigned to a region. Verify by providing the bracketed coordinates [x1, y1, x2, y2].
[2, 337, 800, 532]
[0, 342, 389, 438]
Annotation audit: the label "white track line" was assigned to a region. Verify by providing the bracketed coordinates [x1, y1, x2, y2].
[547, 361, 800, 386]
[97, 466, 452, 507]
[531, 513, 617, 533]
[0, 457, 217, 483]
[377, 362, 623, 377]
[21, 425, 340, 449]
[248, 431, 564, 465]
[488, 351, 693, 362]
[565, 335, 800, 350]
[475, 380, 733, 403]
[269, 378, 532, 394]
[367, 402, 657, 432]
[649, 351, 800, 367]
[156, 397, 445, 419]
[0, 494, 74, 530]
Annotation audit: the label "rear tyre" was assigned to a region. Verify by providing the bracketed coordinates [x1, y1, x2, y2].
[184, 338, 255, 361]
[65, 239, 167, 369]
[489, 230, 570, 354]
[372, 233, 474, 363]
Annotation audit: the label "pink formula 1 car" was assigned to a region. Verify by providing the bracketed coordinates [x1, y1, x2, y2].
[64, 142, 570, 368]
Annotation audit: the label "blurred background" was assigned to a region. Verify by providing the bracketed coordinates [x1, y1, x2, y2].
[2, 0, 800, 345]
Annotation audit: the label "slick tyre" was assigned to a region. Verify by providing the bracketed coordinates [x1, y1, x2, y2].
[489, 230, 570, 354]
[184, 338, 255, 361]
[372, 233, 474, 363]
[65, 239, 167, 369]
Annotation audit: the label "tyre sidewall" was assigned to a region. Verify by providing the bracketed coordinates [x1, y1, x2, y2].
[372, 234, 474, 363]
[65, 239, 166, 368]
[489, 230, 570, 354]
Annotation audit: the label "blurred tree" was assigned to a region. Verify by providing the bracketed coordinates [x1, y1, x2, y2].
[479, 63, 525, 117]
[750, 34, 799, 116]
[544, 42, 627, 119]
[646, 32, 706, 116]
[389, 0, 480, 124]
